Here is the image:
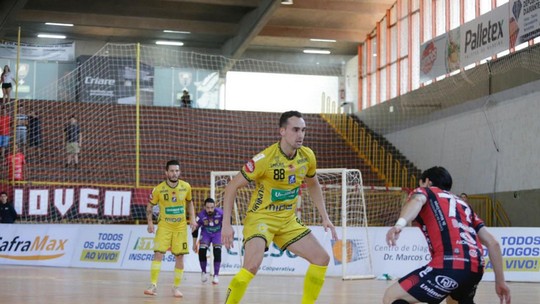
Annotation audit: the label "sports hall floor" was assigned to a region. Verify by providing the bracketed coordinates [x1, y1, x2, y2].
[0, 265, 537, 303]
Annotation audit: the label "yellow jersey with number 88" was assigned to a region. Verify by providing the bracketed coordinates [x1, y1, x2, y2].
[241, 142, 316, 218]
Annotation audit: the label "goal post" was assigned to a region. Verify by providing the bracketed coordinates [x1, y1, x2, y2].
[209, 168, 407, 280]
[316, 168, 374, 280]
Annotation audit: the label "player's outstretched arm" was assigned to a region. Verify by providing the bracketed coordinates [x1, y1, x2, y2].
[305, 175, 338, 240]
[386, 193, 425, 246]
[222, 173, 249, 249]
[478, 227, 511, 304]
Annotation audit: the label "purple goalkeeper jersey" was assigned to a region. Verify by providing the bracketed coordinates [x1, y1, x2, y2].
[196, 207, 224, 240]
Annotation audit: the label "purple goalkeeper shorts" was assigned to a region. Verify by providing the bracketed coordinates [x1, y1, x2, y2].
[200, 232, 221, 247]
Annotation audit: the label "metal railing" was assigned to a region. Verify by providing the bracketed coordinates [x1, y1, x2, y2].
[468, 195, 511, 227]
[320, 103, 417, 189]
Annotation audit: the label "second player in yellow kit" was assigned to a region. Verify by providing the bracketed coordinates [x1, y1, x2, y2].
[144, 160, 196, 298]
[150, 178, 192, 254]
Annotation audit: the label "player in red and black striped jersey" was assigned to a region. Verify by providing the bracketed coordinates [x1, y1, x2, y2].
[383, 166, 511, 304]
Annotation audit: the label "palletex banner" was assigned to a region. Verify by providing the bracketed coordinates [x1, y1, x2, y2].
[420, 2, 540, 82]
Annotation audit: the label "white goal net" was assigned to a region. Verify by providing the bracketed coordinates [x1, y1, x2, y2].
[210, 169, 407, 280]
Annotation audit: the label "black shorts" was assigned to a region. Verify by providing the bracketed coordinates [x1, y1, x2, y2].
[399, 265, 483, 304]
[2, 83, 12, 89]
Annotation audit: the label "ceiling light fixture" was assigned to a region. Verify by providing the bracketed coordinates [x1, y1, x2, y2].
[156, 40, 184, 46]
[303, 49, 331, 55]
[310, 38, 337, 43]
[163, 30, 191, 34]
[45, 22, 74, 27]
[281, 0, 293, 5]
[37, 33, 66, 39]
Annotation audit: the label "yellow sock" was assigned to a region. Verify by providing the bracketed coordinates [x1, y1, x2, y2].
[150, 261, 162, 285]
[224, 268, 255, 304]
[173, 268, 184, 287]
[302, 264, 327, 304]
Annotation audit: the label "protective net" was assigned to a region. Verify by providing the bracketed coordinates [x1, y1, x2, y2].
[210, 169, 407, 279]
[0, 43, 381, 224]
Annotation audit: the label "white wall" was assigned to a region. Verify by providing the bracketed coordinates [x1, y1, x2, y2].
[224, 72, 338, 113]
[345, 56, 359, 108]
[385, 84, 540, 194]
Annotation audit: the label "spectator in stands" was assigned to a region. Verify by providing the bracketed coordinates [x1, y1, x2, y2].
[180, 89, 192, 108]
[15, 104, 28, 155]
[221, 110, 338, 304]
[28, 110, 43, 160]
[1, 65, 16, 104]
[192, 197, 223, 285]
[64, 115, 81, 168]
[0, 191, 17, 223]
[7, 144, 25, 181]
[144, 159, 196, 298]
[460, 192, 469, 203]
[0, 105, 10, 160]
[383, 166, 511, 304]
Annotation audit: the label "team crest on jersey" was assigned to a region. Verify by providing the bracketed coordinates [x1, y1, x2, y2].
[244, 159, 255, 173]
[288, 175, 296, 184]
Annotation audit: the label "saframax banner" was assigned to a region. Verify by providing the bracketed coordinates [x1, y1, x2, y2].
[1, 224, 539, 282]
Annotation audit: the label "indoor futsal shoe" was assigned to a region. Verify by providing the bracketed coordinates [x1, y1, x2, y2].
[144, 284, 157, 296]
[172, 286, 183, 298]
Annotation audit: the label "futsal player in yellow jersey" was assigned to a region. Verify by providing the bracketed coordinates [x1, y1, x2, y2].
[222, 111, 338, 304]
[144, 159, 196, 298]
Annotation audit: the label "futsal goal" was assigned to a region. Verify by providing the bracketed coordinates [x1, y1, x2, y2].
[210, 168, 407, 280]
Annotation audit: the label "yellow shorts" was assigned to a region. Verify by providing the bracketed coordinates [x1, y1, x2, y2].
[243, 213, 311, 251]
[153, 225, 189, 255]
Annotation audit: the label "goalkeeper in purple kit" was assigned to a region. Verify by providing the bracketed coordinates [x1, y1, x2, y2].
[192, 197, 224, 284]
